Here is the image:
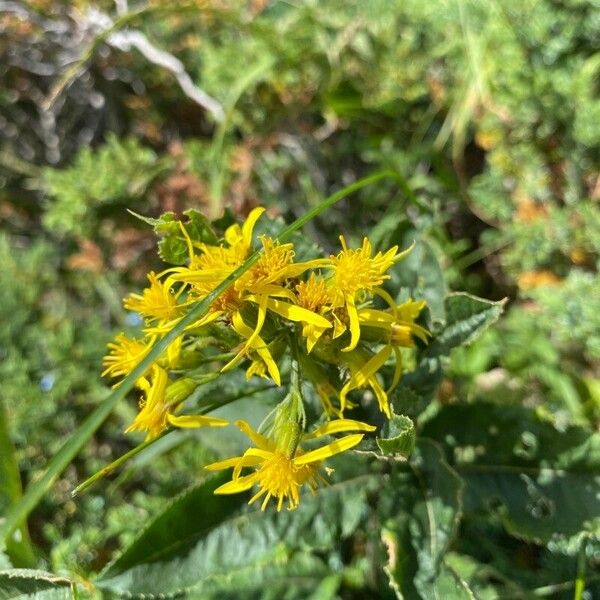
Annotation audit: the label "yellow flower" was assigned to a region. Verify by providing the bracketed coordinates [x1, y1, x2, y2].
[205, 418, 376, 511]
[340, 299, 430, 417]
[102, 333, 153, 389]
[123, 271, 184, 324]
[329, 237, 411, 352]
[295, 273, 333, 352]
[221, 237, 330, 375]
[126, 366, 228, 440]
[164, 209, 330, 384]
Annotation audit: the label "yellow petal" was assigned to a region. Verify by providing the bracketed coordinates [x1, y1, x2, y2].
[235, 420, 272, 450]
[265, 298, 331, 328]
[370, 377, 391, 418]
[303, 419, 376, 440]
[294, 434, 365, 466]
[242, 207, 266, 249]
[242, 294, 269, 350]
[340, 346, 392, 409]
[214, 474, 257, 495]
[342, 296, 361, 352]
[167, 414, 229, 429]
[374, 288, 399, 316]
[243, 448, 273, 460]
[204, 456, 244, 471]
[357, 308, 394, 328]
[256, 346, 281, 386]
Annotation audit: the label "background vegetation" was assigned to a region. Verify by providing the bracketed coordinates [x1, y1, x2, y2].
[1, 1, 598, 598]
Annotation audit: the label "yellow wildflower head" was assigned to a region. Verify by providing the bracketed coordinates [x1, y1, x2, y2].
[235, 236, 295, 293]
[102, 333, 152, 385]
[330, 237, 398, 300]
[296, 273, 331, 313]
[328, 237, 399, 352]
[123, 272, 183, 323]
[205, 419, 375, 511]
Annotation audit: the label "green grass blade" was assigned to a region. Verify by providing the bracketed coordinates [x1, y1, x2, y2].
[0, 169, 393, 545]
[0, 399, 36, 566]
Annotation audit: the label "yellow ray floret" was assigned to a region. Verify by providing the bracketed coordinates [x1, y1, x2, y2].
[205, 419, 375, 511]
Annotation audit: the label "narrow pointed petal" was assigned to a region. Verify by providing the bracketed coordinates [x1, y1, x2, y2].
[374, 287, 399, 316]
[294, 434, 365, 466]
[303, 420, 377, 440]
[342, 296, 361, 352]
[214, 473, 258, 495]
[266, 298, 331, 328]
[358, 308, 394, 328]
[242, 207, 266, 249]
[204, 456, 245, 471]
[393, 241, 415, 263]
[340, 346, 392, 410]
[235, 420, 272, 450]
[167, 414, 229, 429]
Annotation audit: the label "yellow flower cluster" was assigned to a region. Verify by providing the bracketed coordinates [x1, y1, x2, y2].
[103, 207, 431, 510]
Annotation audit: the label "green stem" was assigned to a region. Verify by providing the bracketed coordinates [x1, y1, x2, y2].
[72, 435, 163, 497]
[0, 169, 394, 544]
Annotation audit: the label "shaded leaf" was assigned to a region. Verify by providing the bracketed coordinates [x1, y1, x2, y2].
[97, 475, 379, 597]
[101, 474, 243, 578]
[421, 402, 600, 542]
[381, 440, 464, 599]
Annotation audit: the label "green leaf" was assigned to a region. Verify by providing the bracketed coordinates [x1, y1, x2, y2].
[97, 475, 379, 597]
[381, 440, 464, 600]
[0, 170, 394, 552]
[100, 474, 243, 578]
[429, 293, 506, 356]
[421, 402, 600, 543]
[377, 414, 416, 457]
[0, 569, 73, 599]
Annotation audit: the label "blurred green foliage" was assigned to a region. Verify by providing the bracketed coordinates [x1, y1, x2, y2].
[0, 0, 598, 597]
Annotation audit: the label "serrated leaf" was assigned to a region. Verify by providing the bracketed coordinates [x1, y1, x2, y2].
[430, 294, 506, 356]
[377, 414, 416, 457]
[0, 569, 73, 599]
[398, 294, 506, 404]
[421, 402, 600, 543]
[101, 474, 243, 578]
[97, 475, 379, 597]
